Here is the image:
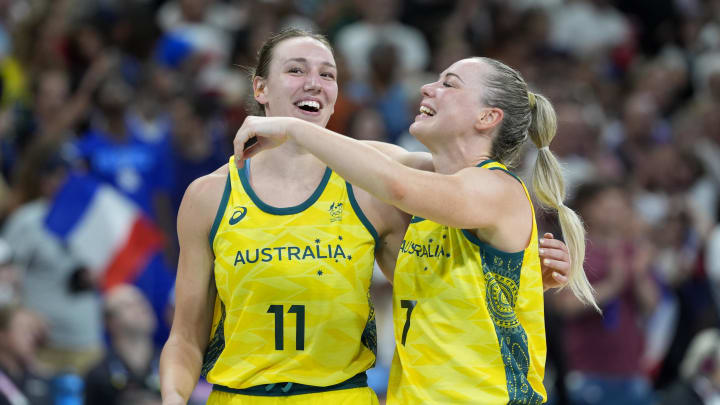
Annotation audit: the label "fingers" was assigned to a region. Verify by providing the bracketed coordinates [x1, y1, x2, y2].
[540, 235, 569, 253]
[552, 271, 568, 284]
[233, 127, 255, 168]
[539, 245, 569, 262]
[233, 128, 244, 168]
[542, 257, 570, 276]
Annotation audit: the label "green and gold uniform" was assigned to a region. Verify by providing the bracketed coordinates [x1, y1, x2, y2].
[204, 158, 379, 404]
[387, 160, 547, 404]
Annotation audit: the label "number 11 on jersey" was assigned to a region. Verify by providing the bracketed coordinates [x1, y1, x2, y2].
[267, 304, 306, 350]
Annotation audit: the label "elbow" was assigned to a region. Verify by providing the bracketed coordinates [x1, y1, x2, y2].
[384, 174, 409, 205]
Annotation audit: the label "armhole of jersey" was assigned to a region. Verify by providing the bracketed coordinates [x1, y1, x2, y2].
[208, 174, 231, 247]
[345, 182, 379, 244]
[461, 229, 525, 258]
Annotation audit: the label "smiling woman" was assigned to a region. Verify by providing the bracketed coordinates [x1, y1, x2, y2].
[233, 55, 595, 404]
[249, 33, 337, 124]
[160, 28, 573, 405]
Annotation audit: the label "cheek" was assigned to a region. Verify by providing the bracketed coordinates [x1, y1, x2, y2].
[326, 83, 339, 103]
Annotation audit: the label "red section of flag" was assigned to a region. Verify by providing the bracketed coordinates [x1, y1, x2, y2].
[101, 216, 164, 291]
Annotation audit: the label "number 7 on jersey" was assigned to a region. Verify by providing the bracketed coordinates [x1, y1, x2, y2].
[400, 300, 417, 346]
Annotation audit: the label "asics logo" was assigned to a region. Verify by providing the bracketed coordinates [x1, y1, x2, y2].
[229, 207, 247, 225]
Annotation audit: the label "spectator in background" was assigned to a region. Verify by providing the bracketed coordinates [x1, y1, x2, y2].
[660, 328, 720, 405]
[334, 0, 429, 83]
[71, 73, 178, 280]
[0, 238, 20, 306]
[85, 284, 161, 405]
[2, 141, 103, 376]
[548, 0, 631, 58]
[0, 305, 52, 405]
[346, 41, 411, 143]
[345, 107, 389, 143]
[168, 95, 228, 215]
[551, 181, 659, 405]
[73, 75, 173, 222]
[2, 57, 111, 191]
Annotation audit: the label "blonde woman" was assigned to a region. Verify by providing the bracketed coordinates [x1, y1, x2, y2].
[234, 56, 597, 404]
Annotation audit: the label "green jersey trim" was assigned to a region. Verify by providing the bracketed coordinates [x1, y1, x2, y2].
[478, 159, 522, 184]
[208, 174, 231, 246]
[239, 159, 332, 215]
[212, 371, 368, 397]
[489, 167, 522, 184]
[345, 182, 379, 243]
[461, 229, 525, 258]
[476, 159, 496, 168]
[201, 300, 227, 377]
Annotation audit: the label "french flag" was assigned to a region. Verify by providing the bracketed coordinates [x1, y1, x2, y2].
[45, 173, 165, 291]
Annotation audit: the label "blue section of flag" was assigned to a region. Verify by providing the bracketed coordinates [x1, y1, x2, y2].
[45, 173, 99, 238]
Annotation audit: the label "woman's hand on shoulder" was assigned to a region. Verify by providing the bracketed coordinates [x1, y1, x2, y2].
[233, 116, 298, 165]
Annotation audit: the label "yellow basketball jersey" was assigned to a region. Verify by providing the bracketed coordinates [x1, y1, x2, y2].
[387, 160, 547, 405]
[202, 157, 378, 390]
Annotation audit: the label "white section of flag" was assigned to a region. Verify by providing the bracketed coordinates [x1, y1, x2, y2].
[67, 185, 138, 274]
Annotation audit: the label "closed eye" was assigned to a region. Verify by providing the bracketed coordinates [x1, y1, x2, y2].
[442, 81, 453, 88]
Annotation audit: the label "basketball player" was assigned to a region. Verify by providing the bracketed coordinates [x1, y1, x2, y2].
[233, 56, 597, 404]
[161, 30, 572, 405]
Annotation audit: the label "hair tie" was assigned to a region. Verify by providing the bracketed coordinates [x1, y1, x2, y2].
[528, 92, 537, 110]
[538, 146, 550, 152]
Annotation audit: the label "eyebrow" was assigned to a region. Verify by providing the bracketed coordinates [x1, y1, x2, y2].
[443, 72, 464, 83]
[285, 58, 337, 69]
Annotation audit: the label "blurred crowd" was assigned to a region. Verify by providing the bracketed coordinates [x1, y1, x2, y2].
[0, 0, 719, 404]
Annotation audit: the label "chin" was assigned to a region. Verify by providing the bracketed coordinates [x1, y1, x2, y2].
[409, 122, 430, 141]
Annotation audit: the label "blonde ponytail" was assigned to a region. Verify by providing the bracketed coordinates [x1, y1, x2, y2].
[528, 93, 600, 312]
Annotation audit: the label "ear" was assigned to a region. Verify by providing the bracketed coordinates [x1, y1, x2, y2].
[474, 107, 503, 132]
[253, 76, 268, 105]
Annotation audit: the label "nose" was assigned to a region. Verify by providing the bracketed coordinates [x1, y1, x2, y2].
[421, 82, 435, 97]
[304, 73, 321, 92]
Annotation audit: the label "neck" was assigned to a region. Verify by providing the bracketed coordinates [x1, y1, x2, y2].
[113, 334, 153, 375]
[425, 133, 492, 174]
[249, 138, 327, 178]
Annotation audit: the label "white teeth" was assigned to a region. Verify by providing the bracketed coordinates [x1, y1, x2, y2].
[419, 106, 435, 116]
[296, 100, 320, 110]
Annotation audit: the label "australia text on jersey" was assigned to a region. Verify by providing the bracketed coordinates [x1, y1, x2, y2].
[399, 238, 451, 259]
[233, 243, 352, 266]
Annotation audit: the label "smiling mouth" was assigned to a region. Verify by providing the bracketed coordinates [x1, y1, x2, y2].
[295, 100, 321, 113]
[419, 105, 435, 117]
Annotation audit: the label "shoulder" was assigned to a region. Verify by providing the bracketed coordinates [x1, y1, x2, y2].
[178, 164, 229, 231]
[3, 201, 46, 232]
[456, 165, 525, 200]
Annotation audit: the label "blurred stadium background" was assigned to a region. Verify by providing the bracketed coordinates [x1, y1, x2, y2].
[1, 0, 720, 404]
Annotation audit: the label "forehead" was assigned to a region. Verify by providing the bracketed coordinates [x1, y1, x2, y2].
[271, 37, 336, 67]
[441, 58, 487, 84]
